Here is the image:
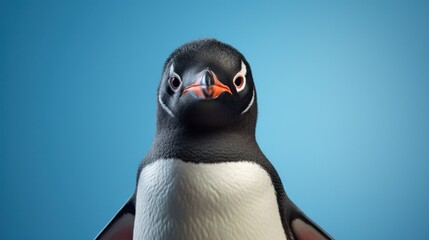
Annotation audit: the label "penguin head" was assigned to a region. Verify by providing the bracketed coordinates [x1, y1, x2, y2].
[157, 39, 257, 133]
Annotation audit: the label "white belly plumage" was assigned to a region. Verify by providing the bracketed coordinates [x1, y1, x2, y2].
[133, 159, 287, 240]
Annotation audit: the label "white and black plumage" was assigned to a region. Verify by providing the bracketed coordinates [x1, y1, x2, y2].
[96, 39, 333, 240]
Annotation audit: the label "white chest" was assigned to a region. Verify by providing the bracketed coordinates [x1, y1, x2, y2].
[133, 159, 287, 240]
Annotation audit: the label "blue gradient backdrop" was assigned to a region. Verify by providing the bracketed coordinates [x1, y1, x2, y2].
[1, 1, 428, 239]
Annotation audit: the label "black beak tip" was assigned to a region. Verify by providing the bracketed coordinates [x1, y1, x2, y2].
[200, 70, 215, 87]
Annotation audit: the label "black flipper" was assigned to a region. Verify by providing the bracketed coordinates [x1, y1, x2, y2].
[95, 196, 135, 240]
[288, 201, 333, 240]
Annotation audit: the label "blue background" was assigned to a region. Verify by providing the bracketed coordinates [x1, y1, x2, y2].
[1, 1, 428, 239]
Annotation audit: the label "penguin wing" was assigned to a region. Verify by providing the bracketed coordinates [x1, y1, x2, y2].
[288, 202, 334, 240]
[264, 160, 333, 240]
[95, 196, 135, 240]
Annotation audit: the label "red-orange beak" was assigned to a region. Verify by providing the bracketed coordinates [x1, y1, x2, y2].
[182, 68, 232, 99]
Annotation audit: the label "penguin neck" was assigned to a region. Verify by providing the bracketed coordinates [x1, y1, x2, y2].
[151, 106, 261, 161]
[156, 118, 257, 146]
[152, 128, 261, 163]
[155, 102, 258, 140]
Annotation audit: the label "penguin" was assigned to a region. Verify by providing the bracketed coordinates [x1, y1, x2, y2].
[95, 39, 333, 240]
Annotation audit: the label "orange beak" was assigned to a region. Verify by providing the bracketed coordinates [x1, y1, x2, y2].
[182, 69, 232, 99]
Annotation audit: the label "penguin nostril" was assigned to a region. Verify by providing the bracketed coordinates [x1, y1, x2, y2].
[169, 76, 182, 92]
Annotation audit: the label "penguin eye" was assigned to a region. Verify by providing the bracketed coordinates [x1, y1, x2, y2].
[233, 61, 247, 93]
[233, 74, 246, 92]
[168, 74, 182, 92]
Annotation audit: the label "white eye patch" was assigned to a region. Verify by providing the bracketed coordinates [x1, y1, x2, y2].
[158, 64, 176, 117]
